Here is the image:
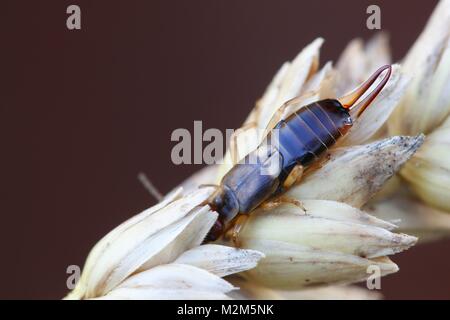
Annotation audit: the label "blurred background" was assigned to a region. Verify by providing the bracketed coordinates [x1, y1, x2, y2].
[1, 0, 448, 299]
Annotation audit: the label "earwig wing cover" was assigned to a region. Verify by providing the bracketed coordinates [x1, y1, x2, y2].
[215, 124, 259, 182]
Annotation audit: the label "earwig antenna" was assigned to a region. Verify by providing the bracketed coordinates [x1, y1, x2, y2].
[338, 65, 392, 118]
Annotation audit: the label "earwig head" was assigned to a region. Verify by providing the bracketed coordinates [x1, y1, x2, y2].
[205, 219, 224, 242]
[208, 185, 240, 223]
[338, 65, 392, 119]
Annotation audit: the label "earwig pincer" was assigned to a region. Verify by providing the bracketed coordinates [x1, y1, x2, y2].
[206, 65, 392, 242]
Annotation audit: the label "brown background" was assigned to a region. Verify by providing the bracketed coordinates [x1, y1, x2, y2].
[1, 0, 449, 299]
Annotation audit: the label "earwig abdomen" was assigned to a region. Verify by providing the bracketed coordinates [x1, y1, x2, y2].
[207, 99, 352, 241]
[275, 99, 352, 180]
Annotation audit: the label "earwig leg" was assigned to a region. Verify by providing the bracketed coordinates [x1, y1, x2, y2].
[261, 196, 307, 214]
[229, 122, 257, 165]
[302, 152, 331, 176]
[224, 214, 248, 247]
[282, 164, 304, 189]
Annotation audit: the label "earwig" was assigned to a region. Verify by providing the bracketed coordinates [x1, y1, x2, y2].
[206, 65, 392, 242]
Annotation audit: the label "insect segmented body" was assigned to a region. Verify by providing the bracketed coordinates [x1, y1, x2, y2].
[206, 65, 392, 242]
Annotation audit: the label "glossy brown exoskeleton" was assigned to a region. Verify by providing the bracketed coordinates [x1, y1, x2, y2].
[206, 65, 392, 242]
